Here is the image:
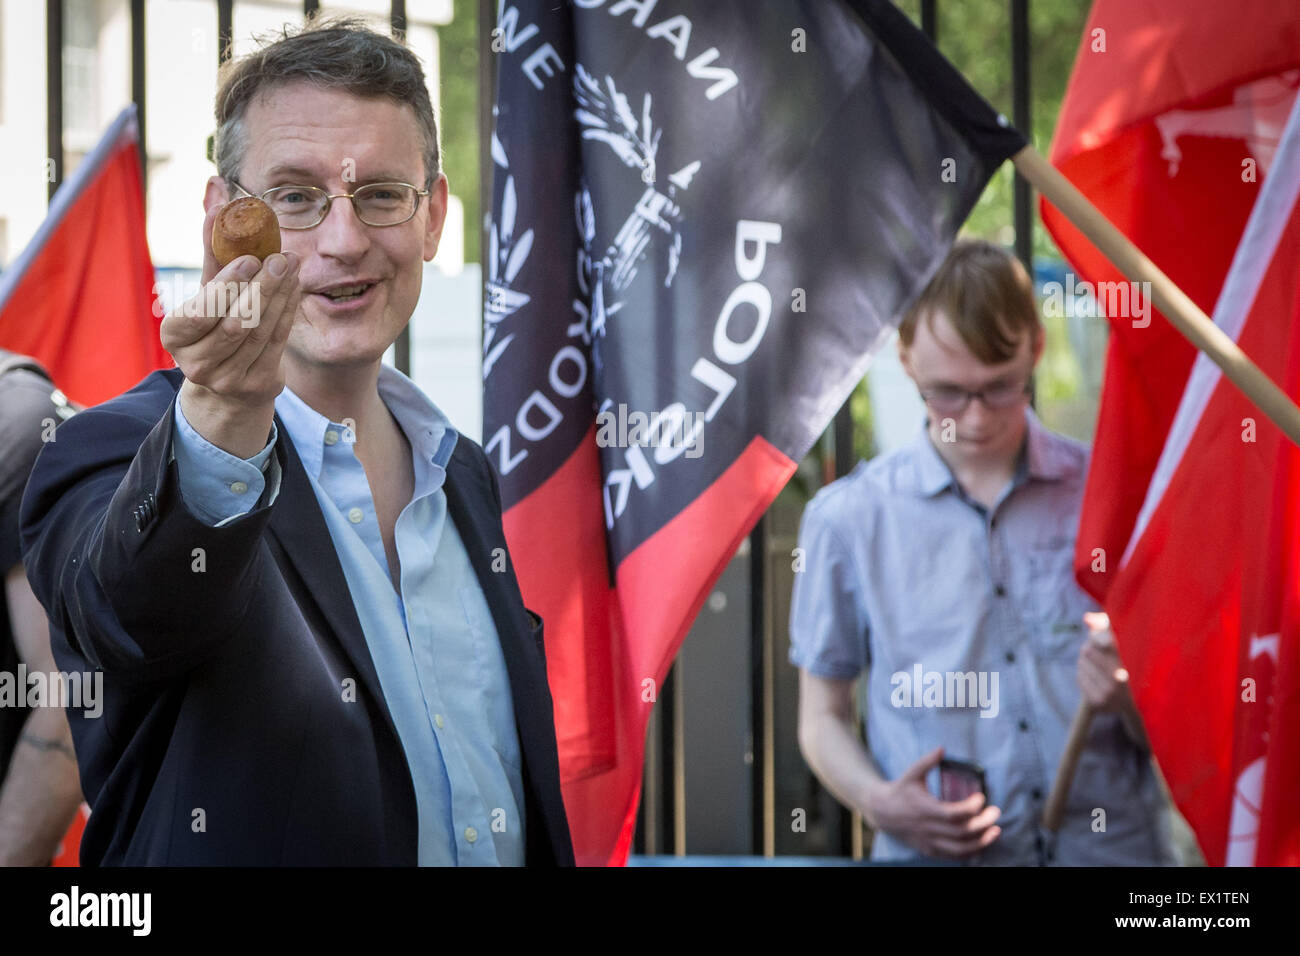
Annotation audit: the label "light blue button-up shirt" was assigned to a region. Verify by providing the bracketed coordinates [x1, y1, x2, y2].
[789, 409, 1176, 866]
[170, 366, 524, 865]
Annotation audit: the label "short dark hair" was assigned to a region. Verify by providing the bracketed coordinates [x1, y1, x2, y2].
[900, 239, 1041, 364]
[214, 16, 439, 187]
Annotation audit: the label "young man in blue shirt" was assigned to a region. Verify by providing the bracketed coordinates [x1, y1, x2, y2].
[791, 240, 1175, 865]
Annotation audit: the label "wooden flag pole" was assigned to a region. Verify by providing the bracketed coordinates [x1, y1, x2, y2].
[1012, 145, 1300, 448]
[1042, 613, 1122, 831]
[1019, 142, 1300, 828]
[1042, 701, 1095, 832]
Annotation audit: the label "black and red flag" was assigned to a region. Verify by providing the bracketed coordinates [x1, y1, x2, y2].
[484, 0, 1026, 865]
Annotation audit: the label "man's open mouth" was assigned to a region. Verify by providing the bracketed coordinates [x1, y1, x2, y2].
[318, 282, 376, 303]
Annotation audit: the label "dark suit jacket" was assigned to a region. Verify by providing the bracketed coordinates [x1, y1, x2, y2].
[19, 368, 574, 866]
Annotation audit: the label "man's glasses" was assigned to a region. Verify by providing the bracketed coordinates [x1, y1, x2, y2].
[917, 376, 1033, 415]
[229, 179, 430, 229]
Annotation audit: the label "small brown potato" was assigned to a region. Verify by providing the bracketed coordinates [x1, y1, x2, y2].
[212, 197, 281, 267]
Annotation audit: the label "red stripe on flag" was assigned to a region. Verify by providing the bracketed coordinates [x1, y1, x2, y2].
[614, 436, 796, 700]
[505, 426, 795, 865]
[503, 433, 617, 778]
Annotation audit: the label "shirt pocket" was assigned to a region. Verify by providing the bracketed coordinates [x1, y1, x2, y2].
[1025, 546, 1095, 661]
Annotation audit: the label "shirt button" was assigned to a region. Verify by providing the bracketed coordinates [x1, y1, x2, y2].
[230, 480, 248, 495]
[434, 714, 444, 729]
[1018, 719, 1030, 732]
[994, 584, 1007, 597]
[347, 507, 364, 524]
[1032, 788, 1043, 800]
[1005, 650, 1016, 663]
[465, 826, 478, 844]
[324, 430, 340, 445]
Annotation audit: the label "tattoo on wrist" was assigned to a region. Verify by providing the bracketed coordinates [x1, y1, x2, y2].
[18, 731, 76, 761]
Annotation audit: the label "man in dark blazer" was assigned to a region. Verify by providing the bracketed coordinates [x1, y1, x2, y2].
[19, 20, 573, 866]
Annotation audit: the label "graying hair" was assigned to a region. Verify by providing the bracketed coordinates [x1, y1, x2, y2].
[214, 17, 439, 187]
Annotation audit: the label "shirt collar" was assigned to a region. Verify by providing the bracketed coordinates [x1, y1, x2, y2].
[275, 364, 459, 494]
[908, 407, 1072, 498]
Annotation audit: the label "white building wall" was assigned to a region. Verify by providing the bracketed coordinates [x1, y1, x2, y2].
[0, 0, 51, 265]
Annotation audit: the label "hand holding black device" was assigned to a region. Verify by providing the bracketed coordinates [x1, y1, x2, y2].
[939, 757, 988, 803]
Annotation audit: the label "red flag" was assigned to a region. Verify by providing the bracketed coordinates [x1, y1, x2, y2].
[50, 804, 90, 868]
[0, 106, 166, 866]
[0, 105, 168, 406]
[506, 430, 793, 864]
[1041, 1, 1300, 605]
[1095, 91, 1300, 865]
[1244, 338, 1300, 866]
[1043, 0, 1300, 868]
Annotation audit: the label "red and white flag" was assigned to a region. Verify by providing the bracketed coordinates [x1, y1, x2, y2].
[1042, 0, 1300, 606]
[1048, 40, 1300, 864]
[1106, 92, 1300, 865]
[0, 105, 168, 406]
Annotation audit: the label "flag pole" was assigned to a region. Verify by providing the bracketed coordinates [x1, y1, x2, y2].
[1042, 701, 1094, 832]
[1019, 145, 1300, 827]
[1013, 145, 1300, 448]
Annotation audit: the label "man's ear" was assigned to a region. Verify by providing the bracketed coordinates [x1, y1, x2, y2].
[1031, 324, 1046, 364]
[423, 173, 449, 263]
[203, 176, 231, 215]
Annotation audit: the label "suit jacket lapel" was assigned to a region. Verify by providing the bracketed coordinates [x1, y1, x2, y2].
[265, 413, 402, 746]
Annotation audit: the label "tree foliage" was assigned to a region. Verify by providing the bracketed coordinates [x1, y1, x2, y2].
[440, 0, 481, 263]
[894, 0, 1091, 258]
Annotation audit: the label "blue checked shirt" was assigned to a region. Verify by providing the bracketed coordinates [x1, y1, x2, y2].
[170, 365, 524, 865]
[789, 409, 1176, 865]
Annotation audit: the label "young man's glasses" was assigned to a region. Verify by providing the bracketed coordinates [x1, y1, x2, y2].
[229, 179, 430, 229]
[917, 376, 1033, 415]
